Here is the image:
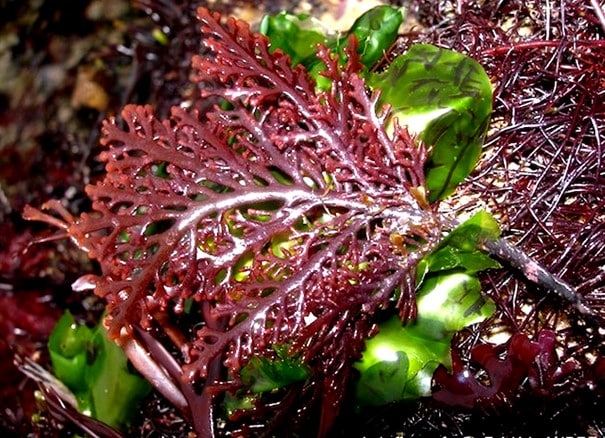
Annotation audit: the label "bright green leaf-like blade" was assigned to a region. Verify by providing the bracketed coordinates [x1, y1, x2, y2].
[368, 44, 493, 202]
[355, 349, 410, 406]
[48, 311, 93, 391]
[259, 10, 336, 90]
[259, 12, 328, 66]
[416, 273, 496, 335]
[354, 273, 495, 405]
[346, 5, 404, 68]
[48, 312, 151, 429]
[439, 209, 501, 248]
[416, 210, 501, 285]
[86, 329, 152, 428]
[419, 245, 498, 275]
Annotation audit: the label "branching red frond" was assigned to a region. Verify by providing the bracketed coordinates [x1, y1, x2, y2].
[26, 7, 440, 436]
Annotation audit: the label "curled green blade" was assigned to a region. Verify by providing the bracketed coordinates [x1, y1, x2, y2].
[48, 311, 151, 429]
